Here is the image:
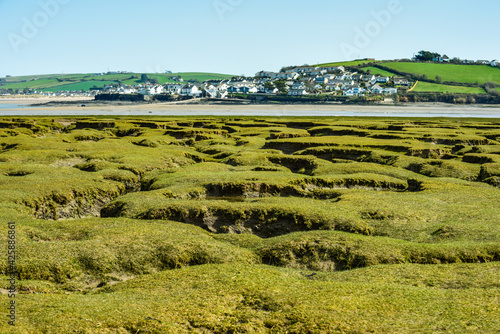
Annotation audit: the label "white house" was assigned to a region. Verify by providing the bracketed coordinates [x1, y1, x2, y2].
[330, 79, 354, 86]
[164, 83, 183, 94]
[181, 84, 201, 97]
[343, 85, 365, 96]
[139, 87, 155, 95]
[204, 84, 228, 99]
[361, 74, 376, 82]
[352, 74, 362, 81]
[293, 66, 320, 75]
[383, 87, 398, 94]
[288, 88, 307, 96]
[307, 70, 327, 77]
[204, 84, 218, 98]
[321, 66, 345, 73]
[118, 87, 136, 94]
[255, 71, 275, 78]
[272, 72, 300, 80]
[258, 85, 279, 94]
[324, 83, 341, 91]
[370, 84, 384, 94]
[335, 73, 348, 80]
[140, 85, 164, 95]
[376, 76, 391, 83]
[370, 84, 397, 95]
[239, 86, 259, 94]
[288, 82, 307, 96]
[393, 78, 410, 86]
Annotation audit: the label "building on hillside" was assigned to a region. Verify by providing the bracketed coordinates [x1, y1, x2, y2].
[383, 87, 398, 94]
[227, 86, 239, 93]
[320, 66, 345, 73]
[352, 74, 362, 81]
[370, 84, 397, 94]
[343, 85, 365, 96]
[324, 83, 341, 91]
[370, 84, 384, 94]
[239, 86, 259, 94]
[376, 76, 391, 83]
[330, 79, 355, 86]
[118, 87, 136, 94]
[204, 84, 228, 99]
[288, 82, 307, 96]
[315, 77, 328, 84]
[361, 74, 376, 82]
[272, 72, 300, 80]
[257, 85, 279, 94]
[255, 71, 275, 78]
[180, 84, 201, 97]
[393, 77, 411, 86]
[164, 83, 183, 94]
[140, 85, 164, 95]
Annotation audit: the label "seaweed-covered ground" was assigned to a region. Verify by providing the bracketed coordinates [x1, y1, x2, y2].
[0, 116, 499, 333]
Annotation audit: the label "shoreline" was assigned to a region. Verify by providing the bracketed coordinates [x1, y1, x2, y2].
[1, 97, 500, 117]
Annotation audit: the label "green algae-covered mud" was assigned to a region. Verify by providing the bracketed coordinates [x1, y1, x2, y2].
[0, 116, 499, 333]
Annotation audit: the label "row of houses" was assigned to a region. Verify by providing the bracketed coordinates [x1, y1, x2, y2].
[100, 65, 403, 97]
[287, 81, 398, 97]
[426, 56, 499, 67]
[256, 66, 345, 80]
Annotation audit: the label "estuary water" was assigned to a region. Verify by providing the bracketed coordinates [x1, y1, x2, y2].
[1, 102, 500, 118]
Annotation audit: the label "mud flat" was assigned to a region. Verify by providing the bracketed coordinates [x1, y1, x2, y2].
[1, 98, 500, 117]
[0, 116, 499, 332]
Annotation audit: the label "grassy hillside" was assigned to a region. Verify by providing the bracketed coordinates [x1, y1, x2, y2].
[42, 81, 119, 92]
[382, 62, 500, 85]
[0, 72, 235, 92]
[0, 117, 499, 332]
[412, 81, 487, 94]
[317, 60, 379, 67]
[362, 66, 397, 77]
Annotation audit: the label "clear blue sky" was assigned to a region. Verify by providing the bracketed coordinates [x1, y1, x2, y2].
[0, 0, 498, 77]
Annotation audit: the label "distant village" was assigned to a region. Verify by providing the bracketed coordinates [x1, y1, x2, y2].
[4, 56, 499, 99]
[22, 65, 403, 99]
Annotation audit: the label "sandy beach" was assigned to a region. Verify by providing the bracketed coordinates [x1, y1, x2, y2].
[1, 97, 500, 117]
[0, 96, 94, 103]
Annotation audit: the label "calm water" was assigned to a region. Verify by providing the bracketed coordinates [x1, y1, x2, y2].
[0, 104, 30, 109]
[1, 103, 500, 118]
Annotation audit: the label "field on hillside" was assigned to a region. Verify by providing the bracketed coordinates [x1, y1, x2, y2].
[0, 72, 235, 92]
[0, 116, 499, 333]
[382, 62, 500, 84]
[412, 82, 487, 94]
[362, 66, 397, 77]
[317, 60, 379, 67]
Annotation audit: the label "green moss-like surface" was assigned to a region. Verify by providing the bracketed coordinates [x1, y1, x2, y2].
[0, 116, 499, 333]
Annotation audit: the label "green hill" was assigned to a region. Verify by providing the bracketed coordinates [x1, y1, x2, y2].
[0, 72, 235, 92]
[361, 66, 397, 77]
[317, 60, 380, 67]
[381, 62, 500, 85]
[411, 82, 487, 94]
[315, 59, 500, 95]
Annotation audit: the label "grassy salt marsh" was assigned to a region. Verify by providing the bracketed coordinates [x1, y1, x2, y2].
[0, 116, 499, 333]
